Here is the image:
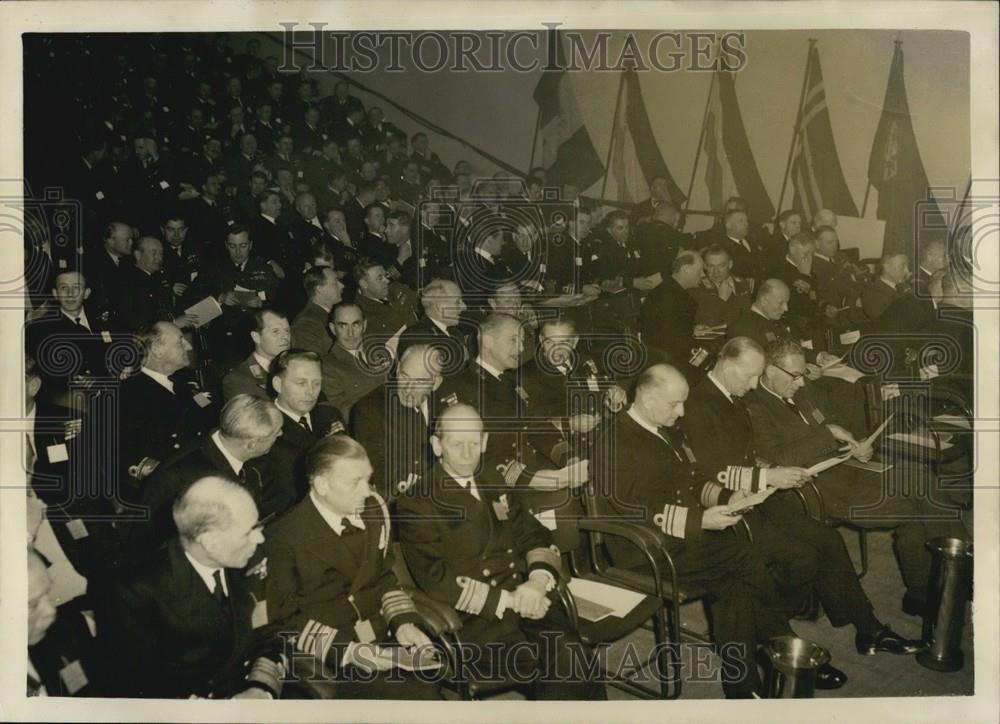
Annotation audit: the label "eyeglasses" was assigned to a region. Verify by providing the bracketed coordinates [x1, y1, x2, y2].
[250, 511, 276, 533]
[772, 363, 806, 382]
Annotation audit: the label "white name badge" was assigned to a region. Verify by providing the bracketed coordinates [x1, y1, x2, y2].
[193, 392, 212, 408]
[65, 518, 90, 540]
[101, 330, 112, 343]
[159, 180, 170, 190]
[46, 443, 69, 463]
[95, 191, 105, 200]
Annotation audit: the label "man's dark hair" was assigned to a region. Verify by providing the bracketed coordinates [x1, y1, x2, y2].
[270, 349, 322, 380]
[303, 265, 333, 298]
[251, 306, 287, 333]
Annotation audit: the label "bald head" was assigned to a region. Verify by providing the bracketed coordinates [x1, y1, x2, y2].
[432, 403, 485, 477]
[397, 344, 444, 408]
[756, 279, 790, 320]
[920, 240, 948, 273]
[633, 364, 689, 428]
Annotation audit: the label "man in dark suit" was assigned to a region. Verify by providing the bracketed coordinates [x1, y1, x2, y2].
[705, 208, 771, 283]
[683, 337, 923, 658]
[104, 477, 286, 699]
[396, 278, 471, 369]
[193, 225, 282, 366]
[639, 251, 712, 383]
[770, 232, 830, 341]
[591, 364, 822, 698]
[222, 308, 290, 401]
[132, 394, 287, 557]
[633, 202, 688, 280]
[813, 225, 865, 318]
[266, 350, 345, 503]
[25, 269, 118, 398]
[119, 236, 186, 331]
[159, 213, 203, 308]
[118, 322, 217, 503]
[691, 244, 755, 328]
[250, 190, 294, 276]
[746, 338, 969, 615]
[915, 239, 948, 299]
[399, 404, 605, 700]
[353, 259, 419, 341]
[180, 172, 232, 258]
[291, 266, 343, 355]
[265, 435, 441, 699]
[862, 252, 911, 321]
[435, 313, 584, 492]
[629, 175, 677, 228]
[351, 344, 440, 502]
[86, 221, 134, 325]
[767, 209, 804, 270]
[321, 302, 392, 420]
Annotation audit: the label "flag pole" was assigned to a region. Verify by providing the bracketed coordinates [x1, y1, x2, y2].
[528, 108, 542, 176]
[774, 38, 817, 221]
[599, 71, 627, 205]
[683, 69, 716, 212]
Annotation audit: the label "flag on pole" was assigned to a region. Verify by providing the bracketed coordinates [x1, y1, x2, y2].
[605, 70, 685, 205]
[791, 45, 859, 219]
[533, 36, 604, 191]
[703, 71, 775, 222]
[867, 42, 940, 256]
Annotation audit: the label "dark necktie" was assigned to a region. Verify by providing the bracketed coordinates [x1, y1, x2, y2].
[299, 415, 312, 433]
[212, 570, 226, 604]
[340, 517, 361, 535]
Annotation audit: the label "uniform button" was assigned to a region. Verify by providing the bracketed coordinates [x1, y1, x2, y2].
[173, 443, 181, 449]
[508, 562, 515, 569]
[171, 432, 178, 438]
[506, 549, 513, 554]
[490, 579, 497, 586]
[482, 569, 490, 576]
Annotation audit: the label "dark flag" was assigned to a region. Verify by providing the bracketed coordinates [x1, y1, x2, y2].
[791, 44, 859, 220]
[605, 70, 686, 204]
[533, 34, 605, 191]
[704, 70, 775, 223]
[867, 42, 940, 256]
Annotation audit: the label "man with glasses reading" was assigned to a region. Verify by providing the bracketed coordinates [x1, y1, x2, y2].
[745, 338, 969, 619]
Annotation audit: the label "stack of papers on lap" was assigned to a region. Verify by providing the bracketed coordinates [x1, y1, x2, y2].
[568, 578, 646, 621]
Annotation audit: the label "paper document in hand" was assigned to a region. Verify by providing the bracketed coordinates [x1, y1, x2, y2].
[568, 578, 645, 620]
[819, 354, 847, 370]
[373, 645, 442, 672]
[183, 296, 223, 328]
[726, 486, 775, 513]
[822, 365, 865, 383]
[805, 455, 851, 476]
[862, 414, 895, 446]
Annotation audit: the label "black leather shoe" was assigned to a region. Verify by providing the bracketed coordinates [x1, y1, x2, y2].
[855, 625, 925, 655]
[902, 592, 927, 617]
[815, 662, 848, 690]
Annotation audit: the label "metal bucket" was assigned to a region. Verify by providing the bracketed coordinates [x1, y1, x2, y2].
[917, 537, 973, 672]
[764, 636, 830, 698]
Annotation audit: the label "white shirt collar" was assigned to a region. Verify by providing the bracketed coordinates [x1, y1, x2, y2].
[706, 370, 734, 403]
[141, 366, 174, 394]
[750, 305, 770, 321]
[275, 399, 310, 429]
[475, 356, 504, 380]
[183, 549, 228, 596]
[626, 404, 666, 441]
[211, 430, 244, 477]
[428, 316, 450, 335]
[61, 308, 91, 330]
[262, 214, 277, 224]
[445, 469, 480, 501]
[474, 247, 494, 262]
[252, 352, 272, 373]
[814, 252, 831, 262]
[919, 265, 933, 277]
[309, 491, 366, 534]
[879, 277, 898, 290]
[760, 379, 789, 403]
